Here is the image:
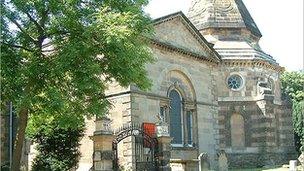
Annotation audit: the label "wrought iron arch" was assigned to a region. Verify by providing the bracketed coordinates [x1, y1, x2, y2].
[112, 124, 159, 171]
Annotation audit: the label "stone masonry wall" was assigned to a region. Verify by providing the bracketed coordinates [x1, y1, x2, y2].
[108, 94, 133, 170]
[130, 43, 219, 170]
[217, 66, 296, 168]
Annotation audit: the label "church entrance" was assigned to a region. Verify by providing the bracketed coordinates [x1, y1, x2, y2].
[112, 124, 159, 171]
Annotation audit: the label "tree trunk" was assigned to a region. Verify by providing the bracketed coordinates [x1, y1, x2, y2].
[11, 108, 28, 171]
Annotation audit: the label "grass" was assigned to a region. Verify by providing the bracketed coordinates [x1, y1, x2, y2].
[230, 167, 289, 171]
[230, 165, 304, 171]
[230, 169, 262, 171]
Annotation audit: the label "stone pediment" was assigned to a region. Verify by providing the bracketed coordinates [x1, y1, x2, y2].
[153, 12, 220, 62]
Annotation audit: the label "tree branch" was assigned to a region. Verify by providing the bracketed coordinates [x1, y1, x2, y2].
[40, 7, 49, 29]
[5, 15, 37, 43]
[23, 7, 50, 48]
[48, 30, 70, 36]
[1, 41, 34, 52]
[24, 11, 45, 35]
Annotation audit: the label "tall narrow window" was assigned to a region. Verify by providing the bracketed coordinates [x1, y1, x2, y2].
[169, 90, 183, 145]
[186, 111, 193, 146]
[230, 114, 245, 147]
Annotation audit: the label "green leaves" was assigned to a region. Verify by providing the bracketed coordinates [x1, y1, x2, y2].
[293, 101, 304, 148]
[293, 101, 304, 131]
[30, 120, 84, 171]
[281, 71, 304, 152]
[1, 0, 153, 125]
[2, 1, 154, 169]
[281, 71, 304, 102]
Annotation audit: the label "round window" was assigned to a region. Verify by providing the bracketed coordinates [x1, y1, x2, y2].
[227, 75, 243, 90]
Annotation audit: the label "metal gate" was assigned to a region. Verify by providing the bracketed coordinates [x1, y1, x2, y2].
[112, 124, 158, 171]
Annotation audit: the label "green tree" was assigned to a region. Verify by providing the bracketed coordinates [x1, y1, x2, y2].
[1, 0, 153, 170]
[281, 71, 304, 153]
[292, 101, 304, 152]
[281, 71, 304, 102]
[29, 117, 84, 171]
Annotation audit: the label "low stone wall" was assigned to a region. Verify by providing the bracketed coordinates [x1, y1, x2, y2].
[227, 152, 297, 169]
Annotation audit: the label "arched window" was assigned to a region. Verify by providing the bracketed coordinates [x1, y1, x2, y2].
[169, 89, 183, 145]
[230, 114, 245, 147]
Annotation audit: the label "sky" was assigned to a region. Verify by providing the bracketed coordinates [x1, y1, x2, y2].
[145, 0, 304, 71]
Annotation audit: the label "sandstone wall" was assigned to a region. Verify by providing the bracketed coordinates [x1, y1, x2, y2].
[77, 119, 95, 171]
[217, 66, 282, 102]
[129, 45, 219, 170]
[217, 65, 296, 168]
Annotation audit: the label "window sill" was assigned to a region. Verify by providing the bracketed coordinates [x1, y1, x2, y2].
[172, 145, 198, 151]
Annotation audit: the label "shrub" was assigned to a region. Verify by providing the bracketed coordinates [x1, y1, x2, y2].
[31, 122, 84, 171]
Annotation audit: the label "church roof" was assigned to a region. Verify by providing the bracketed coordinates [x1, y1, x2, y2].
[152, 11, 221, 63]
[213, 41, 278, 64]
[151, 11, 281, 69]
[187, 0, 262, 38]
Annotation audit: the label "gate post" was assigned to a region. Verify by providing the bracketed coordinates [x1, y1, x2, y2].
[90, 117, 114, 171]
[156, 123, 173, 171]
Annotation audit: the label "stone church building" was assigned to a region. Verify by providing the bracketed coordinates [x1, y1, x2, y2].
[74, 0, 296, 170]
[1, 0, 296, 170]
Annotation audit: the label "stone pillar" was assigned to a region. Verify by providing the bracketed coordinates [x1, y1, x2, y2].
[156, 123, 173, 171]
[256, 98, 279, 166]
[90, 117, 114, 171]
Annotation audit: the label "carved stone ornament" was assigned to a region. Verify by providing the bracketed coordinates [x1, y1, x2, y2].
[257, 81, 272, 95]
[156, 112, 165, 124]
[100, 150, 114, 160]
[174, 81, 180, 88]
[215, 0, 234, 13]
[93, 150, 114, 161]
[93, 151, 101, 161]
[190, 0, 208, 14]
[95, 116, 112, 133]
[156, 123, 170, 137]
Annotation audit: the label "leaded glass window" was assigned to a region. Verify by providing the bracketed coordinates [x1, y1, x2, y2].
[227, 75, 243, 90]
[186, 111, 193, 146]
[169, 90, 183, 145]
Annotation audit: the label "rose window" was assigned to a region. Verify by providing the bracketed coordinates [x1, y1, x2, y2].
[227, 75, 243, 90]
